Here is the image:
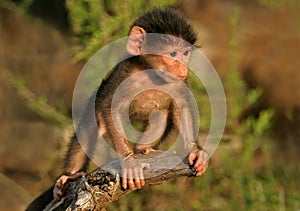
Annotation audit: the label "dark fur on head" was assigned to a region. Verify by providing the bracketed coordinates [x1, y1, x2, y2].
[130, 8, 198, 45]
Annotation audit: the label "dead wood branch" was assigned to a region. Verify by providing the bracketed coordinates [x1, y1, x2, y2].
[44, 151, 196, 211]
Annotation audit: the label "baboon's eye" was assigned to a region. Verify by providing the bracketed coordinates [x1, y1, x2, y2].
[183, 51, 190, 56]
[169, 51, 177, 57]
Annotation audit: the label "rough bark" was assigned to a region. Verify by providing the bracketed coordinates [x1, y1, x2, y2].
[44, 151, 196, 211]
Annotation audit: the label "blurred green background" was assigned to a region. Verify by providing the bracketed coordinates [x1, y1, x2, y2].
[0, 0, 299, 210]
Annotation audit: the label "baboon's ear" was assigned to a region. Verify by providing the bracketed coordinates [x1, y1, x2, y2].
[126, 26, 147, 55]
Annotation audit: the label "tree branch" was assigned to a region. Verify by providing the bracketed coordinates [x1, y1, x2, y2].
[44, 151, 196, 211]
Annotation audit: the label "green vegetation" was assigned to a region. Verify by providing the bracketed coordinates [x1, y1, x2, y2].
[1, 69, 71, 127]
[259, 0, 299, 8]
[66, 0, 178, 61]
